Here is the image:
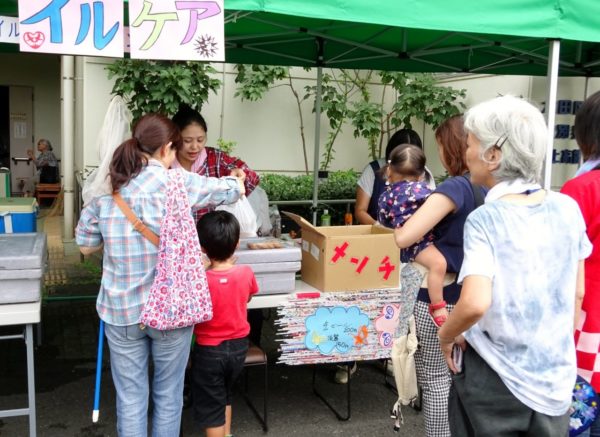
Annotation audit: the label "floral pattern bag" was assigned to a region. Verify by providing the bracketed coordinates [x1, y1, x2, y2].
[115, 169, 213, 330]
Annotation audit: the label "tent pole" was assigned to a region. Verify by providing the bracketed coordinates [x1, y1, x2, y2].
[311, 39, 324, 225]
[543, 39, 560, 190]
[61, 55, 75, 241]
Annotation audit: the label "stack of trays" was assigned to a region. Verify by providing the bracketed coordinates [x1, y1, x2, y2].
[235, 237, 301, 295]
[0, 233, 47, 304]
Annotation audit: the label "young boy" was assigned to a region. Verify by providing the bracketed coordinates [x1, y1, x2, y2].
[193, 210, 259, 437]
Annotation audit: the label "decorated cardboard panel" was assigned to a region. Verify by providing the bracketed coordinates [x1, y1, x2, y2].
[276, 264, 421, 365]
[283, 212, 400, 292]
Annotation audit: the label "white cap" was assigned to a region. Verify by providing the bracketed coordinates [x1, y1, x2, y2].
[324, 209, 329, 214]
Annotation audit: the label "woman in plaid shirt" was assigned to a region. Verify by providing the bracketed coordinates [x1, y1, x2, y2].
[171, 105, 260, 222]
[76, 113, 244, 437]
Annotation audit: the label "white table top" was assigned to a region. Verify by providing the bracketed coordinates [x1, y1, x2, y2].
[248, 279, 319, 309]
[0, 300, 41, 326]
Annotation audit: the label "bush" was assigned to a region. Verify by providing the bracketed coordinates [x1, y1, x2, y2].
[260, 171, 358, 225]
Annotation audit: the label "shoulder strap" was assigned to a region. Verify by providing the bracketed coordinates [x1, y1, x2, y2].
[370, 160, 381, 172]
[112, 193, 159, 246]
[463, 175, 485, 208]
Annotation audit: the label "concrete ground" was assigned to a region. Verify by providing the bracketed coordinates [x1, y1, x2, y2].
[0, 215, 426, 437]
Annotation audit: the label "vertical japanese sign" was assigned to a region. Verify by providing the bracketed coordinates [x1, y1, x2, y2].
[128, 0, 225, 61]
[18, 0, 124, 57]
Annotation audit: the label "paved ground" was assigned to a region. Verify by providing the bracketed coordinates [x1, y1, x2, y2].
[0, 215, 426, 436]
[0, 301, 425, 437]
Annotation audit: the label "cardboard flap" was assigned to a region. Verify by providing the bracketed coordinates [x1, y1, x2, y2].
[370, 224, 394, 235]
[282, 211, 327, 237]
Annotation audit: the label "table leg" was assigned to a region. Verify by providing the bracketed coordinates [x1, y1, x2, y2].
[25, 324, 37, 437]
[311, 364, 351, 421]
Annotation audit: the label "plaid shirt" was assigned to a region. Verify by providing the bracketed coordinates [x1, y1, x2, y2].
[191, 147, 259, 222]
[75, 160, 241, 326]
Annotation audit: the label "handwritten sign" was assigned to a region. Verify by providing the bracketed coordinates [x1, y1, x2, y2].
[18, 0, 124, 57]
[305, 306, 370, 355]
[128, 0, 224, 61]
[277, 263, 422, 366]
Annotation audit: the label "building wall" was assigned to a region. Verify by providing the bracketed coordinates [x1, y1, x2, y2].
[75, 59, 600, 191]
[0, 53, 61, 155]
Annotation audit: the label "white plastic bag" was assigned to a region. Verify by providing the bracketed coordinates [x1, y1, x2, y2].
[82, 96, 133, 205]
[247, 186, 272, 237]
[216, 196, 258, 238]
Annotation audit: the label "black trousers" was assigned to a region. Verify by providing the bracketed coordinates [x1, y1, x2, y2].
[449, 345, 569, 437]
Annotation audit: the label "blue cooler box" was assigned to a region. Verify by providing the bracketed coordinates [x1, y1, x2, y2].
[0, 198, 38, 234]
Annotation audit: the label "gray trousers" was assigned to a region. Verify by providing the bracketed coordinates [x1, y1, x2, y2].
[449, 345, 569, 437]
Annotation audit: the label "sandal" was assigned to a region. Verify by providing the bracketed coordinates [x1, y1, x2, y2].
[428, 300, 447, 328]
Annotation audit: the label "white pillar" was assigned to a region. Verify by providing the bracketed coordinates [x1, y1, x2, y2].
[61, 56, 75, 241]
[543, 40, 560, 190]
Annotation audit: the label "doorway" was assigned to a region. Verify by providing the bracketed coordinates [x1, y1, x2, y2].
[5, 86, 34, 195]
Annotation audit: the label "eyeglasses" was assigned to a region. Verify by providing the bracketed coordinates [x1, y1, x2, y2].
[493, 133, 508, 149]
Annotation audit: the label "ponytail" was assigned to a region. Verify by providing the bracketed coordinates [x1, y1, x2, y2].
[109, 138, 147, 192]
[108, 113, 182, 192]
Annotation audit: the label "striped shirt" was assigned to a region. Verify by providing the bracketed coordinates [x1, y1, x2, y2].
[75, 160, 241, 326]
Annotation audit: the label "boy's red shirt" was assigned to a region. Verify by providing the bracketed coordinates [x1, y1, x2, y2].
[194, 264, 259, 346]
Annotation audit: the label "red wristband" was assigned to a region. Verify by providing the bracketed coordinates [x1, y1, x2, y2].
[429, 300, 447, 311]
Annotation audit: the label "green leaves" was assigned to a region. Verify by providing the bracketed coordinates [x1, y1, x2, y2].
[234, 64, 289, 101]
[106, 60, 221, 121]
[260, 171, 358, 202]
[387, 72, 466, 130]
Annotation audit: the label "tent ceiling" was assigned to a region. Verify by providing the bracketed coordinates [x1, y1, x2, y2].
[1, 1, 600, 76]
[224, 12, 600, 76]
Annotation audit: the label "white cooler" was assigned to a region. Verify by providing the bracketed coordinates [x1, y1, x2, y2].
[235, 237, 301, 295]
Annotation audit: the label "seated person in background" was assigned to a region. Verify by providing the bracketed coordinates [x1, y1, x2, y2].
[193, 210, 259, 437]
[27, 138, 59, 183]
[378, 144, 448, 327]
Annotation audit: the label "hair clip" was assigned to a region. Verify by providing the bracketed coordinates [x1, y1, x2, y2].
[493, 133, 509, 149]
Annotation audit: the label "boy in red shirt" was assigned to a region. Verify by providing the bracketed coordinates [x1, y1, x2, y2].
[193, 210, 259, 437]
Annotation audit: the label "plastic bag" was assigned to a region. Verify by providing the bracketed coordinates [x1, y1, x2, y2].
[247, 186, 272, 236]
[82, 96, 133, 206]
[216, 196, 258, 238]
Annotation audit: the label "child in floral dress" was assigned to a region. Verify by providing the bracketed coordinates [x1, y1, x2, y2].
[378, 144, 448, 327]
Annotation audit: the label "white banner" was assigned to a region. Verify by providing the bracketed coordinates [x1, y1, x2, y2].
[18, 0, 124, 58]
[128, 0, 224, 61]
[0, 16, 19, 44]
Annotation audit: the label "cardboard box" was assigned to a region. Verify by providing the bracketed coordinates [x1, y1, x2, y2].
[283, 212, 400, 292]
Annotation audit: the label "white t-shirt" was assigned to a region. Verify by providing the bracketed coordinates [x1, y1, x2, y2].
[357, 159, 436, 196]
[459, 191, 592, 416]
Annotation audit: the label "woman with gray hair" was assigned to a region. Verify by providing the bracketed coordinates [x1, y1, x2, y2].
[27, 138, 59, 183]
[438, 95, 591, 436]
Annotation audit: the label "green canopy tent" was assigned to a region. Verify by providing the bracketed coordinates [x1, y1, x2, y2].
[2, 0, 600, 228]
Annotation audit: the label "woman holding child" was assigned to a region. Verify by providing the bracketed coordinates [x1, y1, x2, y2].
[393, 114, 485, 437]
[76, 113, 244, 436]
[439, 96, 590, 436]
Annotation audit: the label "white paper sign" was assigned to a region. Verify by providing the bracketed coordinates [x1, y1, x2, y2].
[13, 121, 27, 139]
[0, 16, 19, 44]
[128, 0, 224, 61]
[18, 0, 124, 57]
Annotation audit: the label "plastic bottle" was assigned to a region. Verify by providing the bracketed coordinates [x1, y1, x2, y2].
[272, 207, 282, 238]
[344, 211, 353, 226]
[320, 209, 331, 226]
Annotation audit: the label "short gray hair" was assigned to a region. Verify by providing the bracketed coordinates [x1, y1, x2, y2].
[464, 95, 547, 183]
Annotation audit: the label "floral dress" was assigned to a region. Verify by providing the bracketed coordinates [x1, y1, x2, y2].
[378, 180, 434, 263]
